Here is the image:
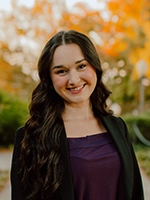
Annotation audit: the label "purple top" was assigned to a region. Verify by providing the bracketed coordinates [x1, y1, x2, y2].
[68, 132, 123, 200]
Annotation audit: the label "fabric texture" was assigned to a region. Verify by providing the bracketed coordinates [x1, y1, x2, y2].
[68, 132, 123, 200]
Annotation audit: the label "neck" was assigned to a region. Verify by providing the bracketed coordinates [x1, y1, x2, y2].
[62, 101, 94, 121]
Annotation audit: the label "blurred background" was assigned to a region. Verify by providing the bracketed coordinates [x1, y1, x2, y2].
[0, 0, 150, 140]
[0, 0, 150, 197]
[0, 0, 150, 113]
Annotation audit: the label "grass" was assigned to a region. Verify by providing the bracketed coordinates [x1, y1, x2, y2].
[134, 144, 150, 178]
[0, 170, 9, 191]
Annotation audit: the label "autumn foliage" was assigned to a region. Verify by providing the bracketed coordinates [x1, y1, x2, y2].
[0, 0, 149, 113]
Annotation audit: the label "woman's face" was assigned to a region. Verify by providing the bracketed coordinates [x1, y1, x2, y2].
[50, 43, 97, 106]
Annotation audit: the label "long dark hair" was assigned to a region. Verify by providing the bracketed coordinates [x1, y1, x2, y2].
[20, 30, 112, 199]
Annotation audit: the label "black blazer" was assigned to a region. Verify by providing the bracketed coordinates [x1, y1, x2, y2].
[11, 115, 144, 200]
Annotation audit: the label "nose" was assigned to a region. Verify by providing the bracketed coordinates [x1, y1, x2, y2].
[68, 70, 80, 85]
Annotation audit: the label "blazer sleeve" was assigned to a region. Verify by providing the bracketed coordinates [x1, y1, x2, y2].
[10, 127, 73, 200]
[117, 117, 144, 200]
[11, 127, 26, 200]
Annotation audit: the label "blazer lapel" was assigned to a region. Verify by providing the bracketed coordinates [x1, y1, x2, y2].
[99, 115, 133, 199]
[59, 126, 75, 200]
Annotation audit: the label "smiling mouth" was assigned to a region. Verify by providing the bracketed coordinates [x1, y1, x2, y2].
[67, 84, 86, 91]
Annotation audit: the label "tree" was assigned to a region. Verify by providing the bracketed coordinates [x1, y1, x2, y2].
[0, 0, 149, 113]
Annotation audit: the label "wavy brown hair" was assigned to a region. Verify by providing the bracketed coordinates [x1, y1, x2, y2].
[20, 30, 112, 199]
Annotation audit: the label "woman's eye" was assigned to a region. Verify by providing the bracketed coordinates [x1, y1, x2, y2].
[56, 69, 67, 74]
[78, 64, 86, 69]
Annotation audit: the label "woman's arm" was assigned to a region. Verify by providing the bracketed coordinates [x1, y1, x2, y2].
[117, 117, 144, 200]
[11, 127, 26, 200]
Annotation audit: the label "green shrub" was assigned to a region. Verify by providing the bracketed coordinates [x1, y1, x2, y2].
[134, 144, 150, 178]
[122, 111, 150, 143]
[0, 90, 28, 146]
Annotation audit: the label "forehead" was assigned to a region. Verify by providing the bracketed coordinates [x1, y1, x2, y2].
[51, 43, 84, 65]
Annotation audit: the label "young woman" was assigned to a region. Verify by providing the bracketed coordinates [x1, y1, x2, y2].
[11, 30, 144, 200]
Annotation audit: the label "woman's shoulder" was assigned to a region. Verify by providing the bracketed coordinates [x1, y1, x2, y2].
[17, 126, 25, 131]
[101, 114, 125, 123]
[16, 126, 25, 135]
[100, 114, 127, 132]
[109, 115, 125, 123]
[14, 126, 25, 143]
[110, 115, 126, 126]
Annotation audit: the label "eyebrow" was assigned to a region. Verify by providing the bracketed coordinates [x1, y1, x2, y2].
[52, 58, 86, 70]
[75, 58, 86, 64]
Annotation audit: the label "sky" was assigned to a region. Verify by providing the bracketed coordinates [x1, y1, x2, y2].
[0, 0, 104, 11]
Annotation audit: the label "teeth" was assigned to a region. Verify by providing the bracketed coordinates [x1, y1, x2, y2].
[70, 85, 84, 91]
